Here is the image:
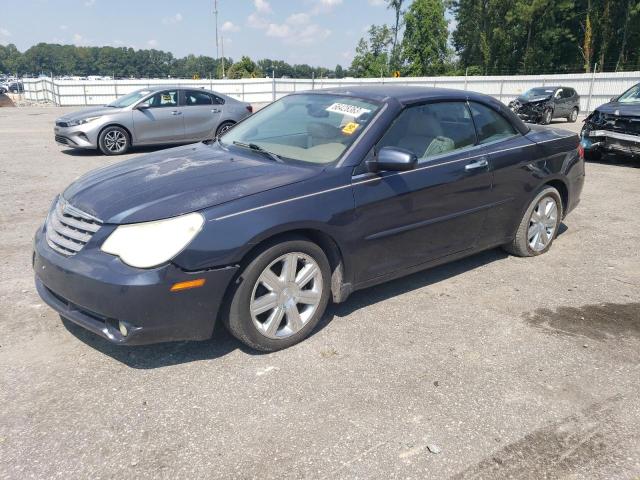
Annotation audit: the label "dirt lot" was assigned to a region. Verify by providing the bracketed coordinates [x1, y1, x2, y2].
[0, 107, 639, 480]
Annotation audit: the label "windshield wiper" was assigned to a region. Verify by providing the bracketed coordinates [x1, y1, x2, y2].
[232, 141, 282, 162]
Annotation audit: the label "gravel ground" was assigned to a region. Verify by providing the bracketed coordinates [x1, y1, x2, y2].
[0, 107, 639, 480]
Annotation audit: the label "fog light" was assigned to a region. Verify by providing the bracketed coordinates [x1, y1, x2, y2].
[118, 321, 128, 337]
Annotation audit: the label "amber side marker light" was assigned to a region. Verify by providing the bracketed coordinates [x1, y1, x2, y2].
[170, 278, 206, 292]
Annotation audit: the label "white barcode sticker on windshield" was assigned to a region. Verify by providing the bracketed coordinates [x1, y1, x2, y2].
[326, 103, 371, 118]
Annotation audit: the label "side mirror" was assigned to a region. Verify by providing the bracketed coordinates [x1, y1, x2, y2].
[610, 96, 618, 103]
[136, 101, 150, 110]
[368, 146, 417, 172]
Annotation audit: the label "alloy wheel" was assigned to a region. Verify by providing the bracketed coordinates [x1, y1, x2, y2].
[104, 130, 127, 153]
[528, 196, 558, 252]
[250, 252, 323, 339]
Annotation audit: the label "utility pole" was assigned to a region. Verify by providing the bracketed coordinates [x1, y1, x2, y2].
[213, 0, 219, 77]
[221, 35, 225, 78]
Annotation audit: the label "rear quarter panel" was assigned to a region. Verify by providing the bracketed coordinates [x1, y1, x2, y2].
[480, 126, 582, 247]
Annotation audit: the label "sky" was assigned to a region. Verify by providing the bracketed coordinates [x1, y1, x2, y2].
[0, 0, 445, 68]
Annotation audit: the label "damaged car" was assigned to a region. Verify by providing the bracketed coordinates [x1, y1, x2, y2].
[33, 86, 584, 352]
[581, 83, 640, 160]
[509, 87, 580, 125]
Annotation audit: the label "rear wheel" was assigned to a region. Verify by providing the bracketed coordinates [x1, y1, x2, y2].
[98, 126, 130, 155]
[215, 121, 235, 137]
[224, 238, 331, 351]
[502, 186, 563, 257]
[568, 107, 579, 123]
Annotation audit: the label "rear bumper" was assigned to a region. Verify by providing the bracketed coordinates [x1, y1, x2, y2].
[33, 226, 238, 345]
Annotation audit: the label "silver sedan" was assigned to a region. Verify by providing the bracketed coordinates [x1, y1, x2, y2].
[54, 86, 253, 155]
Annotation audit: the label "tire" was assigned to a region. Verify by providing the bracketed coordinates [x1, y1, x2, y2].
[502, 186, 563, 257]
[224, 237, 331, 352]
[540, 108, 553, 125]
[98, 126, 130, 155]
[568, 107, 579, 123]
[215, 121, 235, 137]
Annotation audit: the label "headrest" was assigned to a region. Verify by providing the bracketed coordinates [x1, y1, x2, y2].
[404, 108, 443, 137]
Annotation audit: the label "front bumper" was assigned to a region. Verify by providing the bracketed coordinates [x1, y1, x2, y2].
[33, 226, 239, 345]
[582, 128, 640, 157]
[54, 123, 99, 149]
[510, 104, 545, 123]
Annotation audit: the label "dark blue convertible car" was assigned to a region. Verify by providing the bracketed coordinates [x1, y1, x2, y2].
[34, 86, 585, 351]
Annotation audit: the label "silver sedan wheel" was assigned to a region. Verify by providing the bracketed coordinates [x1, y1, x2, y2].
[528, 196, 558, 252]
[104, 130, 127, 153]
[218, 123, 233, 134]
[250, 252, 323, 339]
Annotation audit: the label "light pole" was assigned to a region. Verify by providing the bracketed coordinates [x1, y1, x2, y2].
[214, 0, 219, 77]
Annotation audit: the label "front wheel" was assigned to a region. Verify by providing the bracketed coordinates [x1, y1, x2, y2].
[502, 186, 563, 257]
[224, 238, 331, 351]
[540, 109, 553, 125]
[98, 126, 130, 155]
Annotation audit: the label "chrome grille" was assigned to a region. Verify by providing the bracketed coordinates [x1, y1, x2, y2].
[45, 198, 102, 256]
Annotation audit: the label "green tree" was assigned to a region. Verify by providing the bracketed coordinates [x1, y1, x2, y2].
[401, 0, 450, 75]
[350, 25, 394, 77]
[387, 0, 405, 70]
[227, 56, 263, 79]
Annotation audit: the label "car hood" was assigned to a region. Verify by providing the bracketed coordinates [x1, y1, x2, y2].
[57, 106, 122, 122]
[594, 101, 640, 117]
[62, 142, 321, 224]
[516, 95, 551, 104]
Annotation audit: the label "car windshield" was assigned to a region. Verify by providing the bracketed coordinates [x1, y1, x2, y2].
[220, 93, 381, 164]
[107, 90, 152, 108]
[617, 84, 640, 103]
[521, 88, 555, 99]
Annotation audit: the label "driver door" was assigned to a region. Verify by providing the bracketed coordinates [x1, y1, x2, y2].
[349, 102, 493, 283]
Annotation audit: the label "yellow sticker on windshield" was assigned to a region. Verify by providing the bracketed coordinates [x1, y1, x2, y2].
[342, 122, 359, 135]
[161, 94, 172, 103]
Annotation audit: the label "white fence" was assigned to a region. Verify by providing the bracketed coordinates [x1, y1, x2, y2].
[22, 71, 640, 112]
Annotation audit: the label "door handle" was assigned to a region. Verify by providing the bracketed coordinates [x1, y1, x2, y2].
[465, 157, 489, 171]
[171, 110, 182, 116]
[211, 109, 221, 113]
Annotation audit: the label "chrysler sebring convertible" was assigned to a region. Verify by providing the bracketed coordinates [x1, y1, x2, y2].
[34, 86, 584, 351]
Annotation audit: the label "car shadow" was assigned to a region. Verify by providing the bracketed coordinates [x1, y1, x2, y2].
[587, 154, 640, 169]
[324, 247, 510, 321]
[59, 144, 183, 157]
[62, 241, 534, 369]
[61, 316, 258, 369]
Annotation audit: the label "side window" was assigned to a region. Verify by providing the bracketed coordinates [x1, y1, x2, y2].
[209, 94, 225, 105]
[469, 102, 518, 145]
[564, 89, 576, 98]
[146, 90, 178, 108]
[185, 90, 213, 106]
[377, 102, 476, 161]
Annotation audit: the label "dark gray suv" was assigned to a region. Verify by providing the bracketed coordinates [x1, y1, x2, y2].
[509, 86, 581, 125]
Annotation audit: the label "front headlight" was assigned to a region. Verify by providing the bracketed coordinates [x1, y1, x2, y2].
[67, 116, 102, 127]
[101, 212, 204, 269]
